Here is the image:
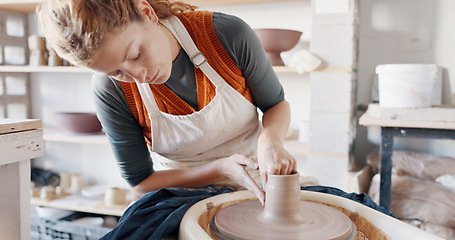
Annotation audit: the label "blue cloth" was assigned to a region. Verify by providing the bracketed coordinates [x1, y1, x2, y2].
[301, 186, 395, 217]
[100, 186, 232, 240]
[101, 185, 394, 240]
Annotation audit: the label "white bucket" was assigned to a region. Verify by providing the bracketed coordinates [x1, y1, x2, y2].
[376, 64, 439, 108]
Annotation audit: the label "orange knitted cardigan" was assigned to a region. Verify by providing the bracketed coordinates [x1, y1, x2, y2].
[120, 11, 254, 148]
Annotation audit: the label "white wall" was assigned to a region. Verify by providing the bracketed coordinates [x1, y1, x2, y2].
[434, 0, 455, 101]
[430, 0, 455, 158]
[355, 0, 455, 164]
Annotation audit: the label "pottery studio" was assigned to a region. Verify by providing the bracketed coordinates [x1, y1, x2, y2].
[1, 0, 455, 239]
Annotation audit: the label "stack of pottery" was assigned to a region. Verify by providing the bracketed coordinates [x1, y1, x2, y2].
[28, 35, 48, 66]
[47, 48, 64, 66]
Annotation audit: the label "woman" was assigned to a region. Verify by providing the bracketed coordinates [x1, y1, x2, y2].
[38, 0, 296, 237]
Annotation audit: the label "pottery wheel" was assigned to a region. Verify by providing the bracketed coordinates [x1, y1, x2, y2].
[210, 200, 356, 240]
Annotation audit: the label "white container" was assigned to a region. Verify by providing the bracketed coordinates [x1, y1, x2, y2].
[376, 64, 439, 108]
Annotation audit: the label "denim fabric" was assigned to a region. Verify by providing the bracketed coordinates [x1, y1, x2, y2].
[301, 185, 396, 217]
[100, 186, 232, 240]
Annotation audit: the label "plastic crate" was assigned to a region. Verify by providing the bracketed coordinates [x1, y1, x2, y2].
[31, 212, 114, 240]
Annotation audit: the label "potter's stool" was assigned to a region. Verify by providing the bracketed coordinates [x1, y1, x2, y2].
[359, 104, 455, 210]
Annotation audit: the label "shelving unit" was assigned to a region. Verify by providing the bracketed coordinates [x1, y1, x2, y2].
[0, 0, 302, 13]
[0, 65, 299, 74]
[0, 0, 311, 227]
[0, 65, 92, 73]
[31, 194, 127, 217]
[43, 128, 109, 145]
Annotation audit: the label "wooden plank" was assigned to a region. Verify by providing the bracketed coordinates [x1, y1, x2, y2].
[0, 0, 304, 13]
[0, 129, 44, 165]
[31, 194, 127, 217]
[273, 66, 297, 73]
[0, 119, 42, 239]
[0, 0, 38, 13]
[19, 160, 31, 240]
[43, 128, 109, 145]
[0, 159, 31, 240]
[0, 119, 41, 134]
[187, 0, 302, 6]
[0, 65, 302, 74]
[359, 104, 455, 129]
[314, 67, 356, 72]
[0, 65, 93, 73]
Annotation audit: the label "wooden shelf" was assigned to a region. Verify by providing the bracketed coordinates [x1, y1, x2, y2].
[0, 65, 92, 73]
[43, 127, 308, 150]
[31, 194, 127, 217]
[0, 65, 298, 73]
[0, 118, 41, 134]
[359, 104, 455, 130]
[273, 66, 298, 73]
[0, 0, 38, 13]
[187, 0, 302, 7]
[43, 128, 109, 145]
[0, 0, 302, 13]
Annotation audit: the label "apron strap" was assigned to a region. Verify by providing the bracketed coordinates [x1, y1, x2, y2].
[160, 16, 225, 88]
[137, 82, 161, 115]
[137, 16, 228, 115]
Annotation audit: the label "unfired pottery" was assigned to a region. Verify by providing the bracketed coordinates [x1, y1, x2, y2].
[54, 112, 102, 134]
[70, 174, 85, 193]
[104, 187, 126, 207]
[254, 29, 302, 66]
[258, 173, 304, 224]
[40, 185, 56, 200]
[211, 173, 356, 240]
[59, 172, 72, 190]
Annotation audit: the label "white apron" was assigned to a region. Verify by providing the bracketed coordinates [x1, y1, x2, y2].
[136, 16, 262, 185]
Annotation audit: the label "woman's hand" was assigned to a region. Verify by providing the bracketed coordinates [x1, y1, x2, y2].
[257, 142, 297, 186]
[257, 100, 296, 186]
[217, 154, 265, 205]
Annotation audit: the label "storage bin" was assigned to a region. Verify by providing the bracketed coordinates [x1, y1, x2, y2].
[376, 64, 439, 108]
[31, 212, 114, 240]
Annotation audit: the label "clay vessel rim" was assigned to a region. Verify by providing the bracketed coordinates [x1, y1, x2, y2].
[267, 172, 300, 177]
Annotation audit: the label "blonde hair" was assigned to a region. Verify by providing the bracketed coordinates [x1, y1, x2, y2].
[37, 0, 197, 67]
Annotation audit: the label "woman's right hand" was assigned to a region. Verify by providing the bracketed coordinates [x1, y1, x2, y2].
[217, 154, 265, 205]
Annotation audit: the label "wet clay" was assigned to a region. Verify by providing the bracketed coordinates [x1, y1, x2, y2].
[211, 173, 356, 240]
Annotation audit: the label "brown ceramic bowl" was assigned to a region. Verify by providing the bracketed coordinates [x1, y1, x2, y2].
[254, 28, 302, 66]
[54, 112, 102, 134]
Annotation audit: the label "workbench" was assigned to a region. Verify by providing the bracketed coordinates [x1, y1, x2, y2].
[0, 119, 44, 240]
[359, 104, 455, 211]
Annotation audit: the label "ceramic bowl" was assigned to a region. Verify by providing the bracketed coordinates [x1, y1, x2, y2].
[254, 28, 302, 66]
[54, 112, 102, 134]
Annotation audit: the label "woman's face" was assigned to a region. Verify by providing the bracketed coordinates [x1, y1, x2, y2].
[89, 12, 180, 84]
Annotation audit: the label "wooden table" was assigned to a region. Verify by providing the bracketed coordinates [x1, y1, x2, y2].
[359, 104, 455, 211]
[0, 119, 44, 240]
